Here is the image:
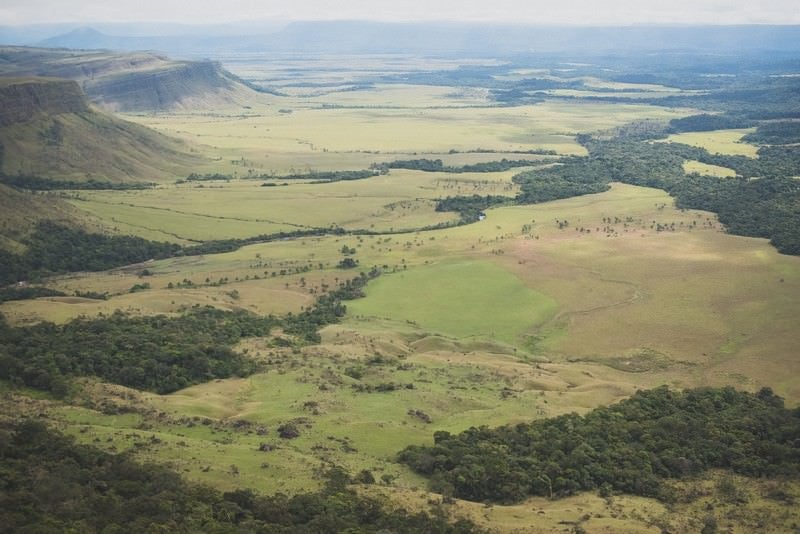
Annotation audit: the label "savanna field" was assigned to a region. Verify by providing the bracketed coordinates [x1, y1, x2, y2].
[1, 41, 799, 532]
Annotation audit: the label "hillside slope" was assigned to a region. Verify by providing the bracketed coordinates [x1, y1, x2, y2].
[0, 183, 81, 252]
[0, 46, 259, 111]
[0, 77, 201, 181]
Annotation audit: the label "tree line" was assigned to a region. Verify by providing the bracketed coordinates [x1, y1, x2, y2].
[283, 267, 381, 343]
[0, 221, 345, 285]
[742, 121, 800, 145]
[0, 172, 155, 190]
[435, 195, 510, 222]
[374, 158, 547, 173]
[398, 386, 800, 504]
[181, 168, 386, 184]
[0, 285, 66, 303]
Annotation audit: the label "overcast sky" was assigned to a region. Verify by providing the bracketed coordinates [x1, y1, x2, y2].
[1, 0, 798, 26]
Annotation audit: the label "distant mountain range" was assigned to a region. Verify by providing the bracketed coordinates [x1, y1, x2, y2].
[1, 22, 799, 58]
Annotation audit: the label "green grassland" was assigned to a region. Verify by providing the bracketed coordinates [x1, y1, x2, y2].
[662, 128, 760, 157]
[347, 261, 557, 345]
[683, 159, 738, 177]
[122, 92, 689, 175]
[368, 472, 800, 533]
[3, 69, 799, 533]
[10, 184, 800, 405]
[63, 167, 521, 241]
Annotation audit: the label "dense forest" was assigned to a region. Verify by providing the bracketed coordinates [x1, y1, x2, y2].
[398, 386, 800, 504]
[0, 221, 180, 285]
[0, 419, 482, 533]
[435, 195, 510, 222]
[667, 113, 753, 133]
[0, 307, 272, 395]
[0, 285, 66, 303]
[742, 121, 800, 145]
[0, 271, 378, 395]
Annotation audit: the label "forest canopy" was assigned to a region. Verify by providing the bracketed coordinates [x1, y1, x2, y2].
[398, 386, 800, 504]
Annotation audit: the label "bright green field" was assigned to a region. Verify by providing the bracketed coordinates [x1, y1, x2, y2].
[347, 260, 556, 344]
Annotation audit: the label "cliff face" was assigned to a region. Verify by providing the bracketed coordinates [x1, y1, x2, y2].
[0, 47, 259, 112]
[0, 79, 89, 126]
[86, 61, 239, 111]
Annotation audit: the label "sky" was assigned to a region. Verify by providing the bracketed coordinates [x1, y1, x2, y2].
[1, 0, 799, 26]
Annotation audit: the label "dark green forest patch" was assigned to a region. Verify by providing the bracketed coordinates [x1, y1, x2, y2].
[398, 386, 800, 504]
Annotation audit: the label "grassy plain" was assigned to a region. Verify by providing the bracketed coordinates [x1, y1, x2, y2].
[122, 89, 689, 175]
[4, 69, 799, 532]
[683, 159, 737, 177]
[347, 260, 557, 344]
[663, 128, 759, 157]
[63, 167, 521, 241]
[12, 185, 800, 405]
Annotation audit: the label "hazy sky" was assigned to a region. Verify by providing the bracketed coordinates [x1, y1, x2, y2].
[1, 0, 798, 26]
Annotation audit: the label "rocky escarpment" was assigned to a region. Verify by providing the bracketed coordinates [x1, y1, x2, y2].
[86, 61, 242, 111]
[0, 78, 89, 126]
[0, 47, 259, 112]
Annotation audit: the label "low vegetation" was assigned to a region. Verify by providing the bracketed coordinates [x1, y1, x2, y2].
[0, 173, 156, 190]
[376, 158, 547, 173]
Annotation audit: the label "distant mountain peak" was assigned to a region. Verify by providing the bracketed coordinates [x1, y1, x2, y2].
[64, 27, 108, 38]
[37, 27, 113, 50]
